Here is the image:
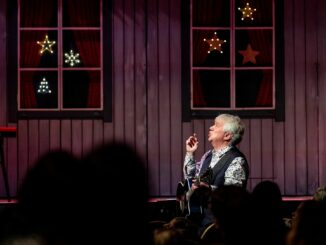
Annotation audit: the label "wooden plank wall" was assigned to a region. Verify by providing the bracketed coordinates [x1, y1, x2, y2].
[0, 0, 326, 198]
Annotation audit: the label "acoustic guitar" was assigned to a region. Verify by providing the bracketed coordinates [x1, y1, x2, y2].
[176, 167, 213, 217]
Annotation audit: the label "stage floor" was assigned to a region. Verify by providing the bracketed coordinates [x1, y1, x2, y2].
[148, 196, 313, 202]
[0, 196, 313, 222]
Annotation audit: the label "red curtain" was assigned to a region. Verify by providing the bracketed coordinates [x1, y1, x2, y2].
[247, 30, 273, 106]
[191, 0, 273, 108]
[66, 0, 101, 108]
[20, 0, 101, 109]
[20, 0, 55, 108]
[193, 71, 207, 107]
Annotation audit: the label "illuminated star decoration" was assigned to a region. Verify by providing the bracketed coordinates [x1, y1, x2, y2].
[37, 35, 56, 54]
[203, 32, 227, 54]
[238, 44, 260, 64]
[238, 2, 257, 21]
[64, 49, 81, 67]
[37, 77, 52, 94]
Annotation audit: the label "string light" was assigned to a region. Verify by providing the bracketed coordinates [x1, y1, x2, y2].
[238, 2, 257, 21]
[37, 77, 52, 94]
[37, 35, 56, 54]
[203, 32, 227, 54]
[64, 50, 81, 67]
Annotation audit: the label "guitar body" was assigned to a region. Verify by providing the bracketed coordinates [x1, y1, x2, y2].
[176, 168, 213, 218]
[176, 178, 192, 215]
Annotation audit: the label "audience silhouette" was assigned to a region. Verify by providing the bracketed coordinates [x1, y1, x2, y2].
[0, 142, 150, 245]
[2, 144, 326, 245]
[312, 185, 326, 203]
[0, 150, 81, 244]
[252, 180, 287, 245]
[209, 185, 258, 245]
[286, 199, 326, 245]
[77, 141, 149, 244]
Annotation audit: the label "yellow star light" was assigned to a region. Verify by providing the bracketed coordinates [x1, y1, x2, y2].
[37, 35, 56, 54]
[238, 2, 257, 21]
[203, 32, 227, 54]
[238, 44, 260, 64]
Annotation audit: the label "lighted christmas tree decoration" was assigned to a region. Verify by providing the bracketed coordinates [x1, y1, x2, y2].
[203, 32, 227, 53]
[37, 35, 56, 54]
[64, 49, 81, 67]
[37, 77, 52, 94]
[238, 44, 260, 64]
[238, 2, 257, 21]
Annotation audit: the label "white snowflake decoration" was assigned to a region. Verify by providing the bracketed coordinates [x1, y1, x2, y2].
[64, 49, 81, 67]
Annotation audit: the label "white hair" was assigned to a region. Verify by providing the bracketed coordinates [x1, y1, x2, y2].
[216, 114, 245, 145]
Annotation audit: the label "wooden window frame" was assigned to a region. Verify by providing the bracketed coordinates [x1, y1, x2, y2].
[181, 0, 284, 121]
[7, 0, 112, 122]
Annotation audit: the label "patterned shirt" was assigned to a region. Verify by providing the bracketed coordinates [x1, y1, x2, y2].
[183, 145, 247, 189]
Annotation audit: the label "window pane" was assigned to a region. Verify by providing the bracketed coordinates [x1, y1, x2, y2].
[235, 0, 273, 27]
[63, 30, 100, 68]
[20, 0, 57, 27]
[235, 30, 273, 67]
[20, 71, 58, 109]
[193, 30, 230, 67]
[192, 0, 230, 27]
[63, 70, 101, 109]
[15, 0, 109, 119]
[63, 0, 100, 27]
[183, 0, 281, 120]
[192, 70, 230, 108]
[235, 69, 273, 107]
[20, 30, 58, 68]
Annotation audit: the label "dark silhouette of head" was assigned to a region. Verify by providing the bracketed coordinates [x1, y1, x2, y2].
[79, 141, 149, 244]
[252, 181, 287, 245]
[252, 180, 282, 210]
[210, 185, 256, 245]
[16, 150, 81, 243]
[287, 200, 326, 245]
